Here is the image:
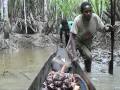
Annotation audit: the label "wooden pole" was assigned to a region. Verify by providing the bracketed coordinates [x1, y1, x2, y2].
[108, 0, 115, 74]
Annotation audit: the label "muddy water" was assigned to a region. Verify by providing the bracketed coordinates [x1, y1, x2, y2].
[0, 48, 52, 73]
[90, 62, 120, 90]
[80, 61, 120, 90]
[0, 47, 120, 90]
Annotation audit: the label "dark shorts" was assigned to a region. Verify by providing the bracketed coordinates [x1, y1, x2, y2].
[76, 38, 92, 60]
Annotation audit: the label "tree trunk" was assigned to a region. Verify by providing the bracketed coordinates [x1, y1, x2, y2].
[2, 0, 10, 39]
[0, 0, 4, 20]
[3, 0, 8, 20]
[23, 0, 27, 34]
[44, 0, 48, 21]
[4, 21, 10, 39]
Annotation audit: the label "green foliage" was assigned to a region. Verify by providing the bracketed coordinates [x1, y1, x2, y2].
[6, 0, 110, 23]
[49, 0, 110, 20]
[89, 0, 109, 16]
[49, 0, 82, 20]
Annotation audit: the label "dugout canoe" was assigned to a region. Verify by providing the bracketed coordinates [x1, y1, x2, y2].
[41, 47, 96, 90]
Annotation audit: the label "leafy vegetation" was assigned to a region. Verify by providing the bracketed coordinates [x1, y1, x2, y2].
[48, 0, 83, 20]
[90, 0, 109, 16]
[48, 0, 110, 20]
[0, 0, 110, 22]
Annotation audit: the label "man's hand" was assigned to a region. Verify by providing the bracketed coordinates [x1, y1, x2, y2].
[73, 57, 79, 62]
[104, 24, 113, 32]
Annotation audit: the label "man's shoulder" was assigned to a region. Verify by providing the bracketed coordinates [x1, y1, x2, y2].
[74, 15, 82, 22]
[92, 13, 100, 18]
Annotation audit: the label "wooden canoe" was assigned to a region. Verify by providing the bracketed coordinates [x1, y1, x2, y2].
[41, 47, 96, 90]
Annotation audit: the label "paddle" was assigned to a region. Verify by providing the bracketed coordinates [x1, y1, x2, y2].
[72, 61, 96, 90]
[65, 49, 95, 89]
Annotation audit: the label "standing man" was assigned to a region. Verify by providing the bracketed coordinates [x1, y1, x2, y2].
[60, 19, 70, 46]
[67, 2, 112, 72]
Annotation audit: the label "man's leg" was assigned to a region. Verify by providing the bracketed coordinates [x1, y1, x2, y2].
[77, 44, 92, 72]
[84, 59, 92, 72]
[65, 33, 69, 46]
[60, 30, 63, 43]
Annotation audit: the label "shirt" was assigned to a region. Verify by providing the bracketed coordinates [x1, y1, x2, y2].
[70, 13, 105, 41]
[68, 21, 74, 30]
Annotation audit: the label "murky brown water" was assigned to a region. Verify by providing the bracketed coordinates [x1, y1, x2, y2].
[80, 61, 120, 90]
[0, 47, 56, 90]
[91, 63, 120, 90]
[0, 48, 51, 72]
[0, 47, 120, 90]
